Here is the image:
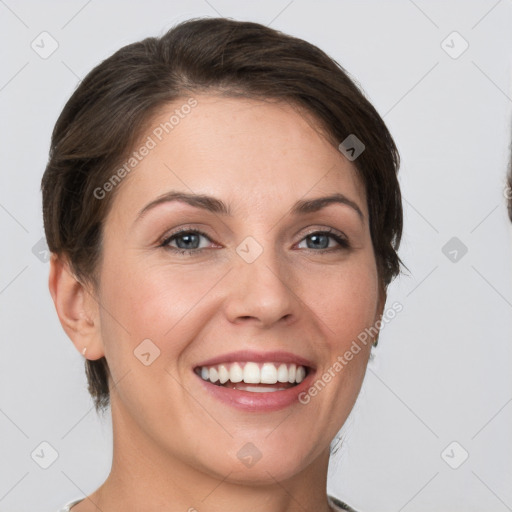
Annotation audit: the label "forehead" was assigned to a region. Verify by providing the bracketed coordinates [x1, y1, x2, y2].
[107, 95, 367, 223]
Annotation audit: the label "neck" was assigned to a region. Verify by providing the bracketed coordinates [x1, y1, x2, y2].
[91, 398, 335, 512]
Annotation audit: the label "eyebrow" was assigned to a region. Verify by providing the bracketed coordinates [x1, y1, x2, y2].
[135, 191, 364, 222]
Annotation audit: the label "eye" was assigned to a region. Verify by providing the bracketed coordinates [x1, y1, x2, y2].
[160, 228, 214, 255]
[160, 227, 350, 256]
[296, 229, 349, 252]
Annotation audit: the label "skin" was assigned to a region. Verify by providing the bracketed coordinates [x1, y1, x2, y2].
[50, 95, 385, 512]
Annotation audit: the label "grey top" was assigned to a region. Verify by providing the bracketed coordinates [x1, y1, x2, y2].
[57, 498, 83, 511]
[58, 495, 358, 511]
[329, 495, 359, 511]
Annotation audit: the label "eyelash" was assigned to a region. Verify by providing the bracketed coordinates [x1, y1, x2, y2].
[159, 227, 350, 256]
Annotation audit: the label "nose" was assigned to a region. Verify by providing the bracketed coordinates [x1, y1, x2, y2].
[223, 243, 299, 328]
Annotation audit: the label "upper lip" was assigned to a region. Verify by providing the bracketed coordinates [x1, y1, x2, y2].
[194, 350, 315, 369]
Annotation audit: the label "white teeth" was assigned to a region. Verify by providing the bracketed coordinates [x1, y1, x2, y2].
[209, 367, 219, 383]
[229, 362, 243, 383]
[277, 363, 288, 383]
[197, 361, 309, 387]
[260, 362, 278, 384]
[235, 385, 289, 393]
[288, 363, 296, 383]
[218, 364, 229, 384]
[243, 362, 260, 384]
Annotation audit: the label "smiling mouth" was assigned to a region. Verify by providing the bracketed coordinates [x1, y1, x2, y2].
[194, 361, 310, 393]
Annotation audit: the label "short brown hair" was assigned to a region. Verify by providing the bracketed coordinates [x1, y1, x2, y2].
[41, 17, 403, 413]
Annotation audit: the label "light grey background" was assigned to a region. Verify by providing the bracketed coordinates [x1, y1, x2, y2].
[1, 1, 511, 511]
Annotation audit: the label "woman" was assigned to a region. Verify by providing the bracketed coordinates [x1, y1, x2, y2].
[43, 17, 403, 512]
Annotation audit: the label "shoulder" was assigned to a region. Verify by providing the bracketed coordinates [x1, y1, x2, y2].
[328, 495, 360, 512]
[56, 498, 84, 511]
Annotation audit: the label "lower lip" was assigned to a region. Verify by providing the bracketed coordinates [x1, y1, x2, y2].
[195, 371, 316, 412]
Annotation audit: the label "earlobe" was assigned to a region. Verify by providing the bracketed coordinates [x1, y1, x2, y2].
[48, 253, 105, 360]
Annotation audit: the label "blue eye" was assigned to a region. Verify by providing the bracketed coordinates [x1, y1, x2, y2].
[160, 228, 349, 255]
[161, 229, 212, 255]
[297, 230, 349, 251]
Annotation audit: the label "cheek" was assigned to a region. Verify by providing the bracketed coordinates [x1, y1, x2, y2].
[97, 255, 224, 360]
[99, 247, 379, 351]
[304, 257, 380, 348]
[95, 258, 206, 412]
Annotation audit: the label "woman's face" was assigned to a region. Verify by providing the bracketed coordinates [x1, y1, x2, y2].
[94, 95, 383, 483]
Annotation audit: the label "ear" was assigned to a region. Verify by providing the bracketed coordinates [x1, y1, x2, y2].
[48, 253, 105, 360]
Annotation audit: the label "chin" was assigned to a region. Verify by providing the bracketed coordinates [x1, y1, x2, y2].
[199, 431, 326, 485]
